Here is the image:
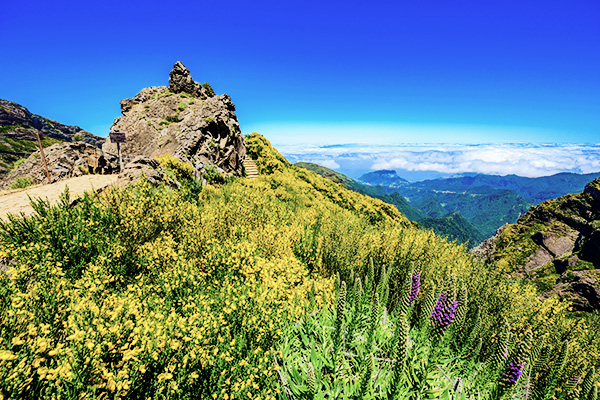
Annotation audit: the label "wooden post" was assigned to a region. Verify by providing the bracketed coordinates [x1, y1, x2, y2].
[35, 132, 52, 184]
[117, 142, 124, 171]
[109, 132, 127, 171]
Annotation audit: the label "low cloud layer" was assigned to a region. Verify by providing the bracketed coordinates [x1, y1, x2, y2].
[277, 143, 600, 180]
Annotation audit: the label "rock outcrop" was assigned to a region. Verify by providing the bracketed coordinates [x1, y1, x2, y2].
[0, 99, 104, 178]
[472, 178, 600, 311]
[102, 62, 245, 177]
[1, 142, 118, 189]
[116, 156, 178, 188]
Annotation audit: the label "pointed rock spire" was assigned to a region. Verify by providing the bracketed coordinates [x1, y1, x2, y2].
[169, 61, 196, 95]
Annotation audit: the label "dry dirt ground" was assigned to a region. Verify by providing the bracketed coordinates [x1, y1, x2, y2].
[0, 175, 119, 221]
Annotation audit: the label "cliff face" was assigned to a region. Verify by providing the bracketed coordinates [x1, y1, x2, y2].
[472, 178, 600, 311]
[0, 99, 103, 178]
[102, 61, 246, 177]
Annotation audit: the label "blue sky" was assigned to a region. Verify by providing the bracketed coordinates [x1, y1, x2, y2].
[1, 1, 599, 177]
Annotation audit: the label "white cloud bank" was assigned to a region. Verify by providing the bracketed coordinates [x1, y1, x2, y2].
[277, 143, 600, 179]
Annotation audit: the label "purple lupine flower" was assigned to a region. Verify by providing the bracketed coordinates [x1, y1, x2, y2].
[503, 362, 524, 384]
[430, 292, 460, 332]
[408, 273, 421, 304]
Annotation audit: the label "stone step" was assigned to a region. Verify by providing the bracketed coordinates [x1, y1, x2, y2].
[242, 157, 259, 179]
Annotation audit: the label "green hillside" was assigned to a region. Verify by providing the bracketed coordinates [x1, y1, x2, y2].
[0, 133, 597, 398]
[295, 162, 487, 247]
[294, 162, 426, 221]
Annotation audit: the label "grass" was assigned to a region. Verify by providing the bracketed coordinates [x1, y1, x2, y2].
[0, 125, 20, 134]
[8, 176, 34, 190]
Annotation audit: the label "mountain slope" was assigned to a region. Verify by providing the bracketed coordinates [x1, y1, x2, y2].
[0, 98, 103, 178]
[472, 178, 600, 311]
[295, 162, 426, 220]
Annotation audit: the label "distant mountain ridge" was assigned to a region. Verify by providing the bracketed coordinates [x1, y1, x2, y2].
[358, 169, 600, 239]
[359, 170, 600, 203]
[358, 170, 408, 187]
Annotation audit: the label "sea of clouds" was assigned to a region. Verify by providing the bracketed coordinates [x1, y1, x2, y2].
[275, 143, 600, 181]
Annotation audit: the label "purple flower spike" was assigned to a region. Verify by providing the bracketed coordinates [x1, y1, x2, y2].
[430, 292, 460, 332]
[503, 362, 524, 384]
[409, 273, 421, 304]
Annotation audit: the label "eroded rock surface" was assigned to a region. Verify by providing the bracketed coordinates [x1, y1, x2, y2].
[117, 156, 179, 188]
[542, 270, 600, 312]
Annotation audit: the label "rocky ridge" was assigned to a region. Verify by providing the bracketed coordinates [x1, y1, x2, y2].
[472, 178, 600, 311]
[0, 99, 104, 178]
[102, 61, 245, 177]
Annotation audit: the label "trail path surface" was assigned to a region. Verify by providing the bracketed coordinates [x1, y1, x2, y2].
[0, 175, 119, 221]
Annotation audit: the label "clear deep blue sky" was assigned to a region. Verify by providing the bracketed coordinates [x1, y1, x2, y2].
[1, 0, 599, 145]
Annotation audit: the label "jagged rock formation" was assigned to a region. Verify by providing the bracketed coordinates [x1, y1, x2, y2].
[472, 178, 600, 311]
[0, 99, 104, 178]
[102, 61, 245, 177]
[1, 142, 118, 189]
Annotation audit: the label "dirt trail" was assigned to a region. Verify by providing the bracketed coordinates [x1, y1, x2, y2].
[0, 175, 119, 221]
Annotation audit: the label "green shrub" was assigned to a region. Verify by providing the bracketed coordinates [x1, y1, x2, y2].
[202, 82, 216, 97]
[40, 136, 62, 147]
[73, 135, 83, 142]
[204, 164, 225, 185]
[178, 100, 188, 111]
[165, 114, 180, 123]
[9, 177, 33, 190]
[245, 132, 290, 174]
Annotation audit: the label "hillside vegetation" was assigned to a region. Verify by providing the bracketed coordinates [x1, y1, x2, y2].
[295, 162, 485, 247]
[0, 133, 598, 399]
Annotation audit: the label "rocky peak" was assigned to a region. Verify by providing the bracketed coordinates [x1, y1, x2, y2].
[102, 62, 245, 177]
